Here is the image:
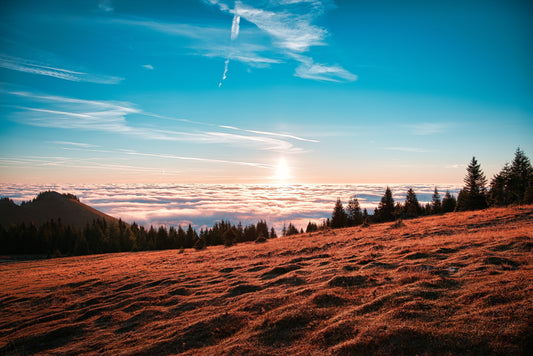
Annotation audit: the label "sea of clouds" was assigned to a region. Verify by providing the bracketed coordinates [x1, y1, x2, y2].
[0, 184, 461, 233]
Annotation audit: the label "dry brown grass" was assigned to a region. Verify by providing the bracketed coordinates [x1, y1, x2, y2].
[1, 205, 532, 355]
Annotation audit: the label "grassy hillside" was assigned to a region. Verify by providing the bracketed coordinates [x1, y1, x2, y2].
[0, 206, 532, 355]
[0, 191, 118, 230]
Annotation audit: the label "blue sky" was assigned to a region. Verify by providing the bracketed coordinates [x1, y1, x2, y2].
[1, 0, 532, 184]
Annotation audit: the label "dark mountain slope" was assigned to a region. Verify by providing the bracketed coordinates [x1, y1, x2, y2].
[0, 191, 118, 229]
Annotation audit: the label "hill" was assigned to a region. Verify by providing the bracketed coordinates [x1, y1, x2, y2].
[0, 205, 532, 355]
[0, 191, 118, 230]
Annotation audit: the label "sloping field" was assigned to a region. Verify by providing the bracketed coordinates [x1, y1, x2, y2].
[1, 206, 532, 355]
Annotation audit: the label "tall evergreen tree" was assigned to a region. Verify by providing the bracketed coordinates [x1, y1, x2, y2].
[403, 188, 421, 217]
[331, 198, 348, 228]
[306, 221, 318, 233]
[488, 163, 511, 206]
[431, 187, 441, 214]
[375, 187, 395, 222]
[346, 196, 363, 226]
[508, 148, 533, 203]
[456, 156, 488, 211]
[488, 148, 533, 205]
[441, 191, 456, 213]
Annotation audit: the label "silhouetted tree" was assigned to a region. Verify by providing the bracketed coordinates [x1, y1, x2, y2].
[306, 221, 318, 233]
[223, 228, 236, 247]
[456, 157, 487, 211]
[331, 198, 348, 228]
[270, 227, 277, 239]
[404, 188, 421, 218]
[441, 191, 457, 213]
[256, 220, 269, 240]
[346, 196, 363, 226]
[285, 223, 299, 236]
[431, 187, 441, 214]
[489, 148, 533, 205]
[375, 187, 395, 222]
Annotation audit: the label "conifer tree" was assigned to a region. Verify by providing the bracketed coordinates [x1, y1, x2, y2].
[456, 157, 488, 211]
[346, 196, 363, 226]
[375, 187, 395, 222]
[285, 223, 299, 236]
[223, 228, 236, 246]
[306, 221, 318, 233]
[331, 198, 348, 228]
[441, 191, 456, 213]
[488, 148, 533, 205]
[488, 163, 511, 206]
[404, 188, 421, 217]
[508, 148, 533, 203]
[431, 187, 441, 214]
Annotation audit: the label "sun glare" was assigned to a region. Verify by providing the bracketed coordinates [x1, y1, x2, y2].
[274, 158, 291, 181]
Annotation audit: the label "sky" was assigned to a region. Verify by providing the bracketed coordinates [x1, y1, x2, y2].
[1, 0, 532, 185]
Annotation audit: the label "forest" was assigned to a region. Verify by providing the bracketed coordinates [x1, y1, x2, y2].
[0, 148, 531, 258]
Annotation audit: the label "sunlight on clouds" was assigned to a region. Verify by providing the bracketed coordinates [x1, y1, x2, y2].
[0, 183, 461, 233]
[273, 158, 291, 181]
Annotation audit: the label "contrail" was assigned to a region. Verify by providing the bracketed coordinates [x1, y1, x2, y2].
[231, 13, 241, 40]
[219, 7, 240, 87]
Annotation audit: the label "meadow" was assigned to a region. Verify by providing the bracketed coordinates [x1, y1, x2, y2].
[1, 205, 532, 355]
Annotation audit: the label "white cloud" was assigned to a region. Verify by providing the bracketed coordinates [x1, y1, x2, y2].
[233, 2, 327, 52]
[123, 150, 274, 169]
[142, 64, 154, 70]
[383, 147, 430, 153]
[408, 122, 450, 135]
[48, 141, 100, 148]
[6, 91, 310, 152]
[294, 55, 358, 82]
[0, 54, 123, 84]
[219, 125, 319, 143]
[118, 1, 355, 82]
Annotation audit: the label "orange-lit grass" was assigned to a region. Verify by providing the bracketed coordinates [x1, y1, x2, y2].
[1, 206, 532, 355]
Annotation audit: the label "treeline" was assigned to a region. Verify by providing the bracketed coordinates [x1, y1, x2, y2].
[0, 218, 276, 257]
[326, 147, 533, 228]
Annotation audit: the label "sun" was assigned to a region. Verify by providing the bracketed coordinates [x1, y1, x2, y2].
[274, 158, 291, 181]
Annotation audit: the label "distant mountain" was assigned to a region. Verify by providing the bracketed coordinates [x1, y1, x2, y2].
[0, 191, 118, 229]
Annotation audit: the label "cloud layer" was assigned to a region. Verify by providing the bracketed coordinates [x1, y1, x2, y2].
[0, 183, 461, 233]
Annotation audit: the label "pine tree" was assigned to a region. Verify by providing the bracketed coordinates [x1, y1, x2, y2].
[441, 191, 456, 213]
[256, 220, 269, 240]
[457, 157, 488, 211]
[346, 196, 363, 226]
[488, 163, 511, 206]
[508, 148, 533, 203]
[331, 198, 348, 228]
[286, 223, 299, 236]
[270, 227, 277, 239]
[404, 188, 421, 218]
[488, 148, 533, 205]
[223, 228, 236, 246]
[431, 187, 441, 214]
[375, 187, 395, 222]
[306, 221, 318, 233]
